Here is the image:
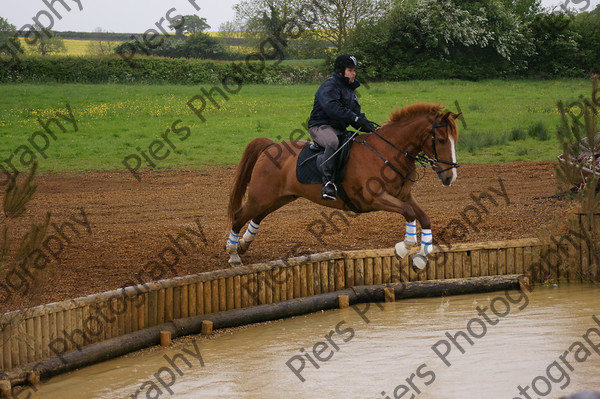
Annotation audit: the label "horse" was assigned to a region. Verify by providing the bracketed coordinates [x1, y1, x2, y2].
[226, 103, 461, 271]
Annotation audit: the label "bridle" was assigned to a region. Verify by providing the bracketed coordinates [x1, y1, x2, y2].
[355, 112, 459, 182]
[426, 113, 460, 175]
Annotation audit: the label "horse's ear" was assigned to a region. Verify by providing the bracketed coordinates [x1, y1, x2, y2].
[451, 112, 462, 120]
[441, 111, 452, 122]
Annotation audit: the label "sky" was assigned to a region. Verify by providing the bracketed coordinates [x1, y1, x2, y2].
[1, 0, 599, 34]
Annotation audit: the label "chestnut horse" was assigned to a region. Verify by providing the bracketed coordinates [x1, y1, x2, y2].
[226, 103, 461, 271]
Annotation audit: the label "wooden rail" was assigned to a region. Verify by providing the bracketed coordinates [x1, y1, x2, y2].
[0, 213, 597, 374]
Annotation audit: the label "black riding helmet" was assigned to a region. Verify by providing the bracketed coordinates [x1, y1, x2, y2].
[334, 54, 359, 73]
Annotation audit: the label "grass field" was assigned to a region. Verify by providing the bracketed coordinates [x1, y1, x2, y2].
[0, 79, 594, 174]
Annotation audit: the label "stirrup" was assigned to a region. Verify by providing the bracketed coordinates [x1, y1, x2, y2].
[322, 181, 337, 200]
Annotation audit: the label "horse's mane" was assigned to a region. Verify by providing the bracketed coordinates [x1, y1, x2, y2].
[388, 103, 443, 123]
[384, 103, 458, 141]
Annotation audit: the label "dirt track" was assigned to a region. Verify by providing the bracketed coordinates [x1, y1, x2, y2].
[2, 161, 577, 312]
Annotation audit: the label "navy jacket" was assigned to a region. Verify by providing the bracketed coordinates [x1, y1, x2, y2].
[308, 73, 364, 131]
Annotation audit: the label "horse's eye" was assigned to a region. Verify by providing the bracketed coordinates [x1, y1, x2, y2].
[438, 138, 447, 144]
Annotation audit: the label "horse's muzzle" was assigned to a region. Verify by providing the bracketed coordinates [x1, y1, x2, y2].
[440, 175, 453, 186]
[433, 163, 458, 186]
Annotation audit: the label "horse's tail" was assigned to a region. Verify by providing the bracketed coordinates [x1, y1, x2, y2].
[228, 137, 275, 223]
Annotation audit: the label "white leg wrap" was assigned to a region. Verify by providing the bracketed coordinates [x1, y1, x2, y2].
[226, 231, 239, 251]
[395, 220, 419, 259]
[419, 229, 433, 256]
[405, 220, 418, 244]
[226, 231, 242, 266]
[244, 221, 260, 240]
[238, 221, 259, 254]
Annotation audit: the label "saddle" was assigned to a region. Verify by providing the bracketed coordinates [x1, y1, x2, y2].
[296, 131, 363, 213]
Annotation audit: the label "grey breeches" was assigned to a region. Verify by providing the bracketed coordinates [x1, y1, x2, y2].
[308, 125, 343, 150]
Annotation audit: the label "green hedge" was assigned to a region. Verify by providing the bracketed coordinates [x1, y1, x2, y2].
[378, 57, 515, 81]
[0, 55, 329, 84]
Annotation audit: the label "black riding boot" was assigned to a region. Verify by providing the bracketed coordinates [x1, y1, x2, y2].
[319, 145, 338, 200]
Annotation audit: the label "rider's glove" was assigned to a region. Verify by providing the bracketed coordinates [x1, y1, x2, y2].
[355, 116, 376, 132]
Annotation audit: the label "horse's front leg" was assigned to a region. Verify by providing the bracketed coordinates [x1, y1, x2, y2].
[404, 195, 433, 271]
[226, 230, 242, 266]
[227, 206, 254, 266]
[393, 193, 431, 259]
[368, 192, 420, 267]
[369, 192, 432, 272]
[394, 218, 418, 259]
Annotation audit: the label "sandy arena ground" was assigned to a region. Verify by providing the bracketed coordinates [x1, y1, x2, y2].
[1, 161, 577, 312]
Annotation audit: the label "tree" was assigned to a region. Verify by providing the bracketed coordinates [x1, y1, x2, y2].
[169, 15, 211, 38]
[87, 27, 118, 55]
[571, 5, 600, 73]
[233, 0, 391, 53]
[217, 20, 244, 53]
[527, 13, 581, 76]
[0, 17, 24, 56]
[508, 0, 543, 20]
[116, 30, 227, 59]
[178, 32, 226, 58]
[349, 0, 533, 79]
[27, 25, 66, 55]
[308, 0, 391, 53]
[233, 0, 307, 45]
[286, 29, 329, 58]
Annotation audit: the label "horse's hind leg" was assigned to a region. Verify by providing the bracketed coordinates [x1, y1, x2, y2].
[227, 195, 296, 265]
[226, 204, 256, 266]
[238, 196, 296, 254]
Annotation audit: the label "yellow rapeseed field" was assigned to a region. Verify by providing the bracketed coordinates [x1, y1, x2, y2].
[17, 34, 250, 55]
[18, 37, 120, 55]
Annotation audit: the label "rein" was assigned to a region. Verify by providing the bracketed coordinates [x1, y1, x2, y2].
[355, 128, 420, 183]
[354, 112, 459, 182]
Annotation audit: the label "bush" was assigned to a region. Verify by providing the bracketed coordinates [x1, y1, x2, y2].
[348, 0, 531, 81]
[510, 128, 528, 141]
[0, 55, 329, 84]
[348, 0, 596, 80]
[528, 122, 550, 141]
[115, 33, 229, 60]
[457, 130, 509, 153]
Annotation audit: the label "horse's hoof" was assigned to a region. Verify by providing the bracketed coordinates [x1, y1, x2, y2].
[228, 254, 243, 267]
[411, 253, 427, 271]
[395, 241, 415, 259]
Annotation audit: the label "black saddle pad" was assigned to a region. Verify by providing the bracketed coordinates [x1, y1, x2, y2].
[295, 132, 364, 213]
[296, 133, 353, 185]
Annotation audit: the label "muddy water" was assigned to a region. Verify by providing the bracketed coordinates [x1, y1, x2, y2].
[31, 284, 600, 399]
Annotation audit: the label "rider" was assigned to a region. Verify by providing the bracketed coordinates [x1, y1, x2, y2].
[308, 54, 376, 201]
